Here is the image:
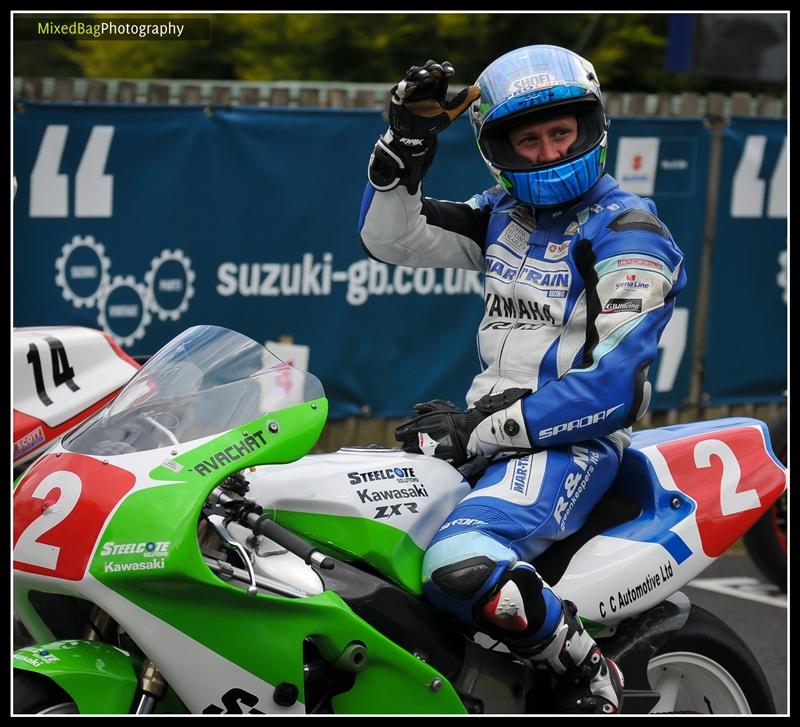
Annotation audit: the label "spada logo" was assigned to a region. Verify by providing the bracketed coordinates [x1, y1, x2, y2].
[55, 237, 195, 347]
[539, 404, 624, 440]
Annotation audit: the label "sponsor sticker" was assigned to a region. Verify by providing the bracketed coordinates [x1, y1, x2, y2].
[554, 445, 600, 530]
[104, 558, 166, 573]
[161, 458, 183, 472]
[564, 221, 580, 236]
[517, 263, 571, 297]
[539, 404, 624, 440]
[100, 540, 171, 558]
[498, 221, 531, 254]
[615, 274, 651, 290]
[347, 466, 419, 485]
[438, 517, 488, 532]
[14, 426, 45, 457]
[602, 298, 643, 314]
[191, 430, 267, 476]
[617, 257, 665, 271]
[13, 648, 60, 667]
[544, 240, 570, 260]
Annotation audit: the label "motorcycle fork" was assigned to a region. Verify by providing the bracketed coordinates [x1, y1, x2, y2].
[134, 661, 168, 714]
[82, 605, 167, 714]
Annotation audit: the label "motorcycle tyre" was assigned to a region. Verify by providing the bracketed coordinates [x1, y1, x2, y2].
[13, 670, 79, 715]
[645, 605, 775, 714]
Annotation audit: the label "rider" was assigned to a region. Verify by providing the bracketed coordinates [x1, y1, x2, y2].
[358, 45, 686, 714]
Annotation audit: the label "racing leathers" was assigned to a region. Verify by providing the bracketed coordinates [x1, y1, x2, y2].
[358, 170, 686, 712]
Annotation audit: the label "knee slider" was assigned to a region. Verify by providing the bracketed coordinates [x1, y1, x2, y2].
[422, 532, 519, 628]
[429, 556, 497, 602]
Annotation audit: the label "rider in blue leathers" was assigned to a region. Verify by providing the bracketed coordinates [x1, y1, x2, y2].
[358, 46, 687, 714]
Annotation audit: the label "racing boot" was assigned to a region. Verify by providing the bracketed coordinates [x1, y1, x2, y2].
[482, 584, 623, 714]
[521, 600, 623, 713]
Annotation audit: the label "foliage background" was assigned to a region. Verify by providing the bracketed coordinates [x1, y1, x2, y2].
[13, 12, 786, 95]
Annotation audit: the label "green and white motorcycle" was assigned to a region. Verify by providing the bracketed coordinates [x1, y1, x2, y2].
[13, 326, 785, 714]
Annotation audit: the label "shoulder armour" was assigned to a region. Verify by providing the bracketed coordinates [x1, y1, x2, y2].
[607, 209, 669, 238]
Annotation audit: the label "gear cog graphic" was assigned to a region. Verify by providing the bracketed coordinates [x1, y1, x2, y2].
[54, 235, 112, 309]
[97, 275, 152, 348]
[144, 248, 196, 322]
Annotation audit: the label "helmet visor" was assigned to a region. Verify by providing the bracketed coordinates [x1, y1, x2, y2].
[480, 96, 606, 172]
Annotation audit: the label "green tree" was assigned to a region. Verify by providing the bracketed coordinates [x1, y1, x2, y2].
[13, 12, 785, 96]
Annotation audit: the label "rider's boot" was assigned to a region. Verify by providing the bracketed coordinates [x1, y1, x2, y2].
[482, 586, 624, 714]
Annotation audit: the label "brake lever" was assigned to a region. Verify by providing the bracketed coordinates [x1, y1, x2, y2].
[207, 517, 258, 597]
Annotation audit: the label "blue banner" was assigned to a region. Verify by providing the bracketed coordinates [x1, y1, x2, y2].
[12, 103, 716, 417]
[703, 117, 787, 403]
[605, 118, 711, 410]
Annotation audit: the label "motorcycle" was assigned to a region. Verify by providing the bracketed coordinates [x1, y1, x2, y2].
[13, 325, 141, 649]
[13, 325, 786, 714]
[742, 411, 787, 591]
[13, 325, 142, 477]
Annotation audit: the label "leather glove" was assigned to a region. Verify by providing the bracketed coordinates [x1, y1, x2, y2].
[395, 388, 532, 467]
[369, 60, 481, 194]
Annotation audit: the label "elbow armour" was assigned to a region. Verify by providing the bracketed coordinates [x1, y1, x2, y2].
[625, 363, 652, 427]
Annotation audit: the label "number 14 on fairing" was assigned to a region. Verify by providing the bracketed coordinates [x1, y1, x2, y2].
[26, 336, 80, 407]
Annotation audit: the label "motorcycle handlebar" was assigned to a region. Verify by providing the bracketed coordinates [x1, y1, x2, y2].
[244, 511, 336, 571]
[208, 486, 336, 571]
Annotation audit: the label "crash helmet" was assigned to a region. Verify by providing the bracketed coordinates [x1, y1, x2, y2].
[469, 45, 609, 207]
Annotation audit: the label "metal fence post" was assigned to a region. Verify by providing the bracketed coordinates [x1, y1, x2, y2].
[685, 104, 727, 421]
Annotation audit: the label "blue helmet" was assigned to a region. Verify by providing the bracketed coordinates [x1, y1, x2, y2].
[470, 45, 609, 207]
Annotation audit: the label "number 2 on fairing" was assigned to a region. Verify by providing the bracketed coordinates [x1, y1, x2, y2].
[693, 438, 760, 516]
[657, 426, 784, 557]
[13, 471, 82, 570]
[14, 453, 137, 581]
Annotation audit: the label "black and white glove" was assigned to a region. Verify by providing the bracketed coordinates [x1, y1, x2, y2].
[395, 388, 533, 468]
[368, 60, 480, 194]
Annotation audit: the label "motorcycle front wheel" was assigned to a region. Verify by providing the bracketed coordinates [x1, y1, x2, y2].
[13, 670, 79, 714]
[645, 605, 775, 714]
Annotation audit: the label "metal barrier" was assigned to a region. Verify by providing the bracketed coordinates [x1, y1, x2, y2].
[13, 77, 786, 118]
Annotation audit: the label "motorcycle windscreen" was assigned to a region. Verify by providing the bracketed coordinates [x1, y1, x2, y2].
[62, 325, 324, 455]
